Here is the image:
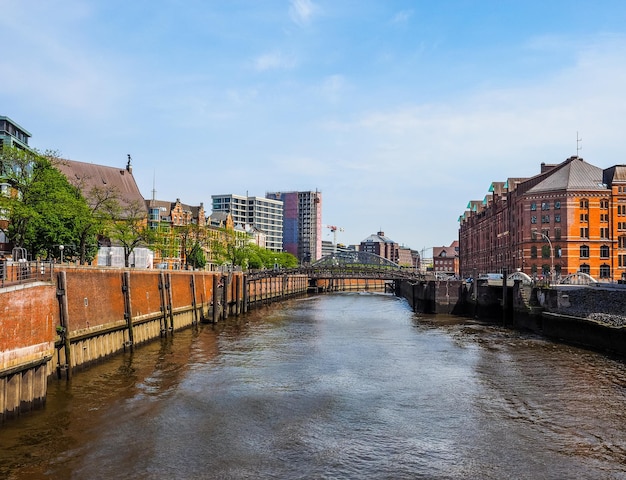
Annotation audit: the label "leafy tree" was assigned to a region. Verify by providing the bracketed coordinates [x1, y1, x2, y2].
[67, 176, 121, 264]
[187, 242, 207, 269]
[178, 223, 208, 269]
[0, 146, 95, 261]
[104, 199, 155, 267]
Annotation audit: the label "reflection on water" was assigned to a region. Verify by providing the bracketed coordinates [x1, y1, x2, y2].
[2, 292, 626, 479]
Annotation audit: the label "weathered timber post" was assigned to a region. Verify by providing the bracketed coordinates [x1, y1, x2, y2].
[190, 274, 199, 325]
[223, 275, 229, 319]
[122, 271, 134, 350]
[158, 271, 168, 336]
[235, 275, 241, 316]
[502, 269, 508, 327]
[243, 276, 249, 313]
[166, 273, 175, 331]
[56, 271, 71, 380]
[212, 274, 219, 323]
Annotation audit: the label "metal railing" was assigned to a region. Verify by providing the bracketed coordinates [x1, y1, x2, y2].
[0, 260, 55, 287]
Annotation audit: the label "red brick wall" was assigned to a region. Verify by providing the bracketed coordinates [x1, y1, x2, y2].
[0, 284, 57, 370]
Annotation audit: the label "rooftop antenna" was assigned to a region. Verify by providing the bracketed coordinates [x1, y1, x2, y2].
[152, 170, 156, 201]
[576, 131, 582, 157]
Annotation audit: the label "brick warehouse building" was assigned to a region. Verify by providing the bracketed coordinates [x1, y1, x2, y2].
[459, 156, 626, 282]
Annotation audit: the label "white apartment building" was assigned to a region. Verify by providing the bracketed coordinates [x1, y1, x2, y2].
[211, 194, 283, 252]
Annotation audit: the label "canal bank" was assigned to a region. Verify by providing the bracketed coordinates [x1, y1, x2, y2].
[0, 267, 308, 423]
[395, 278, 626, 357]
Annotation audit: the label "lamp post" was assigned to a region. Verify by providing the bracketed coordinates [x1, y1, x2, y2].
[540, 233, 554, 283]
[59, 244, 64, 264]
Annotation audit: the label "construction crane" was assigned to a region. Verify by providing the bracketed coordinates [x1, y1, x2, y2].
[325, 225, 345, 254]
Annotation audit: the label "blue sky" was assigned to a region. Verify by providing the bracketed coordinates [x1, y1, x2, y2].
[3, 1, 626, 254]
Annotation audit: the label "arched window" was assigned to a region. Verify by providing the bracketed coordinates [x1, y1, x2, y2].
[600, 199, 609, 209]
[600, 264, 611, 279]
[542, 264, 550, 276]
[579, 264, 590, 274]
[542, 245, 551, 258]
[580, 245, 590, 258]
[579, 198, 589, 209]
[600, 245, 610, 259]
[530, 246, 537, 258]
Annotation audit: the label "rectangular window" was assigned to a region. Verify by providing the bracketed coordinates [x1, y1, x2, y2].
[542, 215, 550, 223]
[580, 213, 589, 222]
[601, 213, 609, 222]
[555, 214, 561, 223]
[530, 203, 537, 211]
[580, 227, 589, 238]
[541, 202, 550, 210]
[531, 215, 537, 224]
[555, 228, 561, 239]
[600, 227, 609, 238]
[620, 254, 626, 267]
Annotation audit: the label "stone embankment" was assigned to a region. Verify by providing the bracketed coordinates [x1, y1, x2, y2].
[549, 286, 626, 327]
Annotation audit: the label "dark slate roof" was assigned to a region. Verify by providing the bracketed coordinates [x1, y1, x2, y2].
[361, 232, 395, 244]
[56, 158, 145, 208]
[526, 157, 606, 193]
[603, 165, 626, 185]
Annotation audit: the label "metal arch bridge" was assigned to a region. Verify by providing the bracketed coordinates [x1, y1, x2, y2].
[248, 251, 423, 280]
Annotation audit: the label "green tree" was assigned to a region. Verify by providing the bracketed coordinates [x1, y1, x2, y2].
[105, 199, 155, 267]
[0, 146, 95, 261]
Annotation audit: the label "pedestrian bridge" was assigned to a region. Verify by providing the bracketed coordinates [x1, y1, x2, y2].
[248, 251, 422, 281]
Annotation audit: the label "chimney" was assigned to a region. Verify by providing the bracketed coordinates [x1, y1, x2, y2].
[126, 154, 132, 174]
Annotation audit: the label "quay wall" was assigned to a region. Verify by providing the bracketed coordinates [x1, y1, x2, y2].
[1, 269, 309, 424]
[314, 278, 387, 292]
[397, 280, 465, 314]
[0, 282, 57, 422]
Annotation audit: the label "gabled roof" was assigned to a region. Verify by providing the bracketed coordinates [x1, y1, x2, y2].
[526, 157, 606, 194]
[56, 158, 145, 209]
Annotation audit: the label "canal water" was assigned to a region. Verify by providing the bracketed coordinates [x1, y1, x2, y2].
[2, 292, 626, 479]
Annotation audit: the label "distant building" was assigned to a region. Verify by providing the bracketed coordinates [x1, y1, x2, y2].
[266, 190, 322, 263]
[0, 116, 31, 151]
[145, 198, 206, 269]
[321, 241, 354, 257]
[433, 241, 459, 276]
[211, 194, 283, 252]
[359, 231, 400, 263]
[146, 198, 205, 230]
[0, 116, 34, 253]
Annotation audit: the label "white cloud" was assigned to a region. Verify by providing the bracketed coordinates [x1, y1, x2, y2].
[289, 0, 318, 26]
[390, 10, 413, 25]
[253, 51, 297, 71]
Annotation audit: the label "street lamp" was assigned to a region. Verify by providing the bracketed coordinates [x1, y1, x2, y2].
[539, 232, 554, 283]
[59, 244, 64, 264]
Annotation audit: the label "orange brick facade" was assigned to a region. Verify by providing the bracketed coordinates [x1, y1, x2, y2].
[460, 157, 626, 282]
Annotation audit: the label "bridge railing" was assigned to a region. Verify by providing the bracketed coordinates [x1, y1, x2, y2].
[246, 265, 426, 281]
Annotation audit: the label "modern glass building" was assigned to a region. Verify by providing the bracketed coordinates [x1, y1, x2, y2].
[211, 194, 284, 252]
[266, 190, 322, 264]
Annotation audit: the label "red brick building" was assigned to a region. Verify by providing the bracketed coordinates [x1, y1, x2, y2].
[459, 156, 626, 282]
[360, 231, 400, 263]
[433, 241, 459, 277]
